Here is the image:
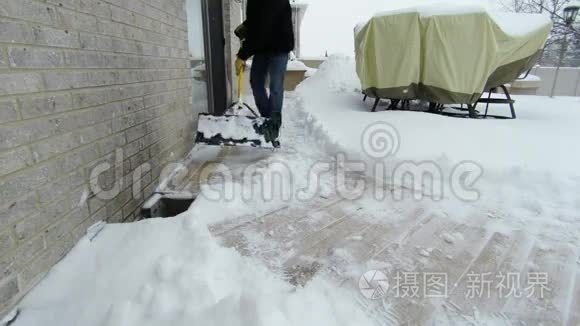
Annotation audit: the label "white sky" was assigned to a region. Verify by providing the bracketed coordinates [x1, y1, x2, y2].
[299, 0, 502, 57]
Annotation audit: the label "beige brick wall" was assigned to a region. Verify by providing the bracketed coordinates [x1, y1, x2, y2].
[0, 0, 194, 314]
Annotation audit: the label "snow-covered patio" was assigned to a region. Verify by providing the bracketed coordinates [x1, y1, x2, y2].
[7, 56, 580, 326]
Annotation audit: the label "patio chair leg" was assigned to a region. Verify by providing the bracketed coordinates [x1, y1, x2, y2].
[484, 90, 492, 118]
[371, 97, 380, 112]
[468, 104, 477, 118]
[363, 95, 367, 102]
[428, 102, 438, 113]
[500, 85, 516, 119]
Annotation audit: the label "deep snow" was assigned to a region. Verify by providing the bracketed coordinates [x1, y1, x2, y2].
[295, 56, 580, 239]
[10, 216, 375, 326]
[7, 56, 580, 325]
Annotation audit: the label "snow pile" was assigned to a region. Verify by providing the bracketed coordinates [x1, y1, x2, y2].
[295, 55, 580, 238]
[10, 81, 363, 326]
[12, 200, 374, 326]
[287, 60, 318, 77]
[287, 60, 309, 71]
[490, 12, 553, 36]
[296, 56, 580, 178]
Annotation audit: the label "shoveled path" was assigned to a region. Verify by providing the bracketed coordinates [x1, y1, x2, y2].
[166, 143, 579, 325]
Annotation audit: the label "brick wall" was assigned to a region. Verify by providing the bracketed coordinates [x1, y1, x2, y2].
[0, 0, 194, 314]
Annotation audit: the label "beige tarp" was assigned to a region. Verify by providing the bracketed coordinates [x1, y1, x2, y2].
[355, 8, 552, 104]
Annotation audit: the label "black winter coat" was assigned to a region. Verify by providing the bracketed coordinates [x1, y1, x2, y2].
[237, 0, 295, 60]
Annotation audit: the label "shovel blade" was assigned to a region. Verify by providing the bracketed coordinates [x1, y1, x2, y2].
[195, 113, 275, 149]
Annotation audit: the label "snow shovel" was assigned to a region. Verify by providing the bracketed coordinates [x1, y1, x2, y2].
[195, 66, 278, 149]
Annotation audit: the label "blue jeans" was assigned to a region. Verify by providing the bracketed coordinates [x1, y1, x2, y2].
[250, 53, 288, 118]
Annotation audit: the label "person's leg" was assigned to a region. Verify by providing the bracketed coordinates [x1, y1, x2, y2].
[249, 53, 270, 118]
[266, 53, 288, 143]
[267, 53, 289, 115]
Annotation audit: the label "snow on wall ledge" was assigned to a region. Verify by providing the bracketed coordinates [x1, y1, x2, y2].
[0, 0, 193, 316]
[8, 204, 376, 326]
[293, 55, 580, 237]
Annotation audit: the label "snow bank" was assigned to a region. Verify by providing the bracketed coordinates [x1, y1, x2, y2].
[11, 82, 369, 326]
[287, 60, 309, 71]
[12, 196, 374, 326]
[296, 55, 580, 179]
[295, 55, 580, 236]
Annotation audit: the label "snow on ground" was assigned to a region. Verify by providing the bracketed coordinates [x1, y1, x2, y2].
[297, 56, 580, 177]
[7, 73, 364, 326]
[10, 215, 374, 326]
[295, 55, 580, 241]
[8, 55, 580, 325]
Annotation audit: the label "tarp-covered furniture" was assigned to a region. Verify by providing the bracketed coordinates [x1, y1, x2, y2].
[354, 4, 552, 117]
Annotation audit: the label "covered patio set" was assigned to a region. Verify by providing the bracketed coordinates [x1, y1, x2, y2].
[354, 4, 577, 119]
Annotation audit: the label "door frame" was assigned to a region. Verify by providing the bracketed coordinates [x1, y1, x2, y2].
[201, 0, 228, 115]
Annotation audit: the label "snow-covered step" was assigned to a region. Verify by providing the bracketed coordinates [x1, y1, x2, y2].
[362, 296, 438, 326]
[434, 223, 490, 286]
[566, 267, 580, 326]
[447, 232, 513, 313]
[483, 231, 535, 313]
[213, 197, 357, 270]
[247, 198, 360, 267]
[280, 205, 370, 284]
[371, 213, 462, 267]
[356, 217, 471, 324]
[316, 207, 432, 281]
[283, 214, 370, 269]
[263, 198, 359, 244]
[330, 217, 414, 266]
[209, 194, 340, 236]
[362, 218, 491, 325]
[504, 243, 577, 325]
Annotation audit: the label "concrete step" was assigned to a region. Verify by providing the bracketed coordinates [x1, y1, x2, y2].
[212, 196, 355, 270]
[448, 231, 514, 313]
[566, 266, 580, 326]
[481, 230, 535, 314]
[504, 242, 577, 325]
[366, 215, 490, 325]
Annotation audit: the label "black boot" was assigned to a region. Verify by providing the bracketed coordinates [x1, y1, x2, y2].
[270, 112, 282, 139]
[263, 112, 281, 148]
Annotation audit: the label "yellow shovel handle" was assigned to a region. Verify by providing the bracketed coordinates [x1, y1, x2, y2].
[237, 65, 245, 102]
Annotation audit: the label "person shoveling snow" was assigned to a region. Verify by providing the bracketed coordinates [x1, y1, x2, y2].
[197, 0, 294, 149]
[236, 0, 295, 147]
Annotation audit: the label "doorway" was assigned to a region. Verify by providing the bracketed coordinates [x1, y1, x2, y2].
[186, 0, 228, 116]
